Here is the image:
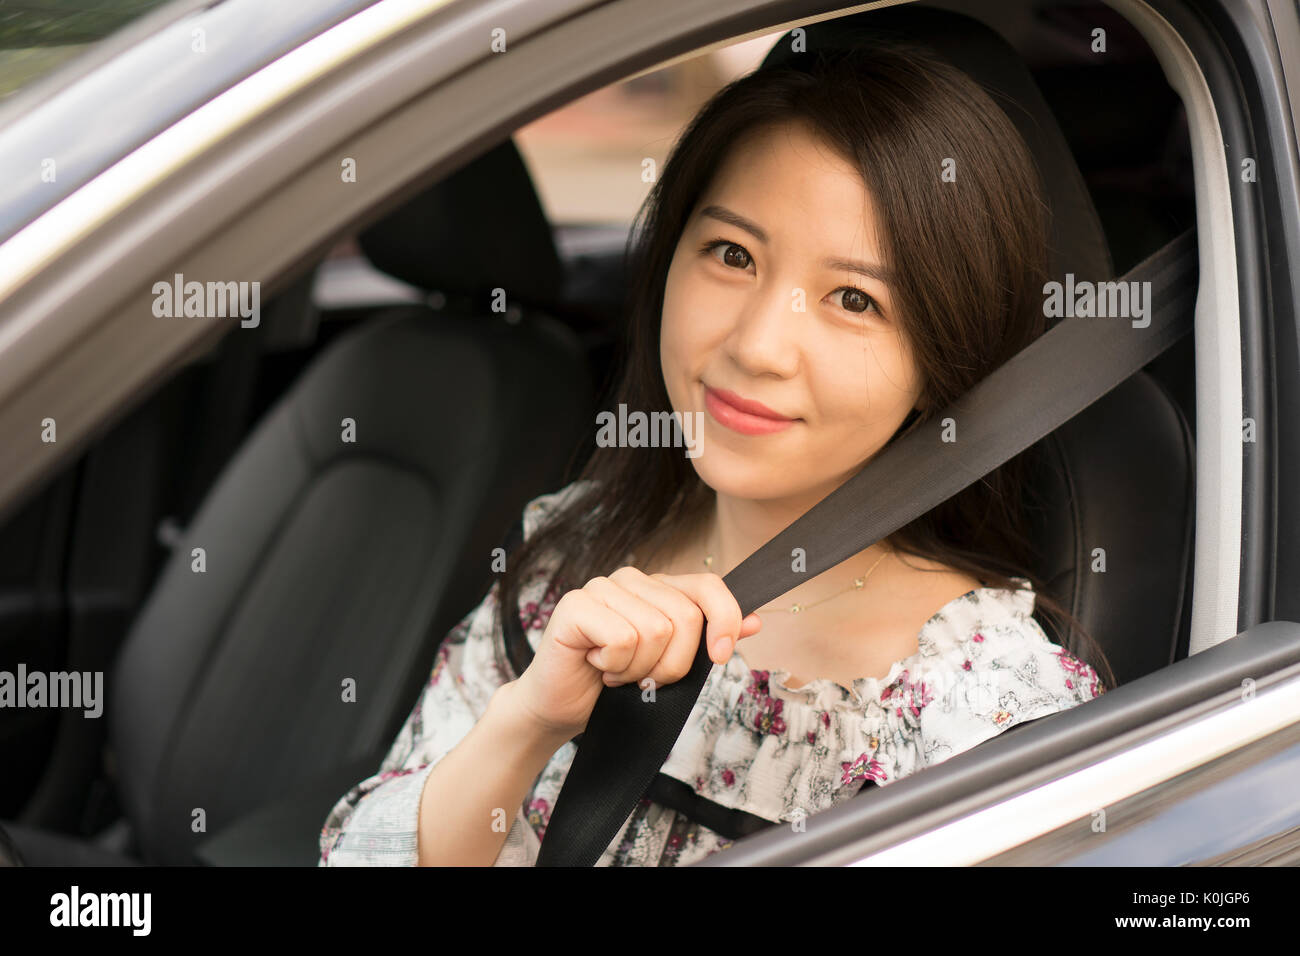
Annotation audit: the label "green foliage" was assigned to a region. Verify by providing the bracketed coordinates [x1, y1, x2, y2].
[0, 0, 171, 49]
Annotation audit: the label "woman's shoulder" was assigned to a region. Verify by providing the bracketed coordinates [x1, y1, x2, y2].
[521, 478, 599, 541]
[911, 573, 1102, 701]
[902, 574, 1104, 762]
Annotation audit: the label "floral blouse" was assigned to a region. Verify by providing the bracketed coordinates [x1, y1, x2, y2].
[319, 480, 1104, 866]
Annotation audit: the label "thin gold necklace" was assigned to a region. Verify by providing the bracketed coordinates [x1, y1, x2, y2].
[702, 547, 891, 614]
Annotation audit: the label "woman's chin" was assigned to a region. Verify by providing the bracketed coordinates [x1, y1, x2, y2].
[689, 459, 802, 502]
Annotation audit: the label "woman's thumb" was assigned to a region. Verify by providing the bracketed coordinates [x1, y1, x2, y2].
[712, 615, 760, 665]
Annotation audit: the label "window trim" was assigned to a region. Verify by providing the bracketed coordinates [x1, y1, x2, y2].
[848, 669, 1300, 866]
[1106, 0, 1242, 657]
[0, 0, 1261, 865]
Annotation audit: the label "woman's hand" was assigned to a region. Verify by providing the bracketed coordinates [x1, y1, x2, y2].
[509, 568, 762, 738]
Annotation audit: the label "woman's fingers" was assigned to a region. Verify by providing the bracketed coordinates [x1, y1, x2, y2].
[595, 568, 706, 686]
[583, 572, 675, 684]
[549, 589, 641, 674]
[651, 571, 752, 665]
[563, 567, 763, 689]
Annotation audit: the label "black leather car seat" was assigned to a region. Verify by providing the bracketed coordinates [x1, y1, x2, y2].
[2, 136, 595, 865]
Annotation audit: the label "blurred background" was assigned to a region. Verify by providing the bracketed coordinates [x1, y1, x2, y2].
[0, 1, 166, 96]
[0, 0, 780, 226]
[513, 36, 783, 224]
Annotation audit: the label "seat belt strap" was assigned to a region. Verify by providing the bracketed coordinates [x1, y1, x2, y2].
[536, 228, 1199, 866]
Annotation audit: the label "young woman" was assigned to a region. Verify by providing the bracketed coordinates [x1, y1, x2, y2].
[320, 40, 1114, 868]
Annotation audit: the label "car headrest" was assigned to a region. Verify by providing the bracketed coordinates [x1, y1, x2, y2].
[759, 4, 1114, 291]
[356, 136, 565, 312]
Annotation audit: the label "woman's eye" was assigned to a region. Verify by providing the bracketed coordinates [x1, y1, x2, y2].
[835, 287, 879, 315]
[699, 237, 882, 318]
[701, 239, 752, 270]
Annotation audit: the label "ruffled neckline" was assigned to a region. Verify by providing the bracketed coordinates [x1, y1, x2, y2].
[654, 576, 1044, 821]
[724, 576, 1036, 711]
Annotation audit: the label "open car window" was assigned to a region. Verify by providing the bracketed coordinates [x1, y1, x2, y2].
[0, 0, 171, 98]
[0, 0, 1291, 878]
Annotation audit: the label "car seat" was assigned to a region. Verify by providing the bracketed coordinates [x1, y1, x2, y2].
[1, 137, 596, 865]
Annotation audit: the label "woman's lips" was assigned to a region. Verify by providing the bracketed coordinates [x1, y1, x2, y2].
[704, 385, 798, 436]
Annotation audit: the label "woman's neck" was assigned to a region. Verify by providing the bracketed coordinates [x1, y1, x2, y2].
[655, 488, 897, 608]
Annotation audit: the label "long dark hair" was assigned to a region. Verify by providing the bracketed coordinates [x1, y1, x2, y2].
[500, 41, 1117, 693]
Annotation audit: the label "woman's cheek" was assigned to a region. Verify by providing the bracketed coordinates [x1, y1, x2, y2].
[665, 311, 707, 372]
[660, 322, 688, 384]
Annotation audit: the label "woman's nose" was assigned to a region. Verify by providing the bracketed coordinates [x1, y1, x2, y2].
[725, 282, 802, 376]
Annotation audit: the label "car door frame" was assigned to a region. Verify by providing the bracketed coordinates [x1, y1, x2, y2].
[0, 0, 1292, 864]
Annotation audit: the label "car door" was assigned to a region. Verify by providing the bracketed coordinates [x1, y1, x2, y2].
[0, 0, 1296, 868]
[0, 0, 397, 832]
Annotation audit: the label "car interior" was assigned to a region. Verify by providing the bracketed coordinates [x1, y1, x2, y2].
[0, 0, 1199, 865]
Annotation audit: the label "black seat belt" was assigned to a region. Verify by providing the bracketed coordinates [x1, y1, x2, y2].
[536, 228, 1199, 866]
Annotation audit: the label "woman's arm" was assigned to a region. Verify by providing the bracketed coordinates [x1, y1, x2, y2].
[416, 679, 573, 866]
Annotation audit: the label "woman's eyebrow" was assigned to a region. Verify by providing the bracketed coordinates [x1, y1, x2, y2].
[823, 254, 895, 286]
[700, 203, 769, 242]
[698, 203, 894, 285]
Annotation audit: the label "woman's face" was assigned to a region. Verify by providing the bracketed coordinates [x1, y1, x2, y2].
[660, 120, 925, 503]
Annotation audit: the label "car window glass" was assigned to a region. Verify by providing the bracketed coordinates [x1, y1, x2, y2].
[513, 33, 784, 227]
[0, 0, 171, 99]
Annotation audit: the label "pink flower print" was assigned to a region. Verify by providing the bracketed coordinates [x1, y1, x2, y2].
[520, 580, 569, 633]
[1055, 648, 1090, 676]
[840, 753, 888, 786]
[378, 765, 424, 782]
[880, 668, 934, 723]
[807, 713, 828, 743]
[992, 709, 1013, 725]
[1054, 648, 1103, 698]
[972, 632, 985, 643]
[753, 696, 786, 736]
[429, 644, 451, 686]
[527, 797, 551, 840]
[519, 601, 544, 632]
[721, 768, 736, 787]
[907, 680, 934, 717]
[746, 670, 773, 698]
[962, 659, 972, 671]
